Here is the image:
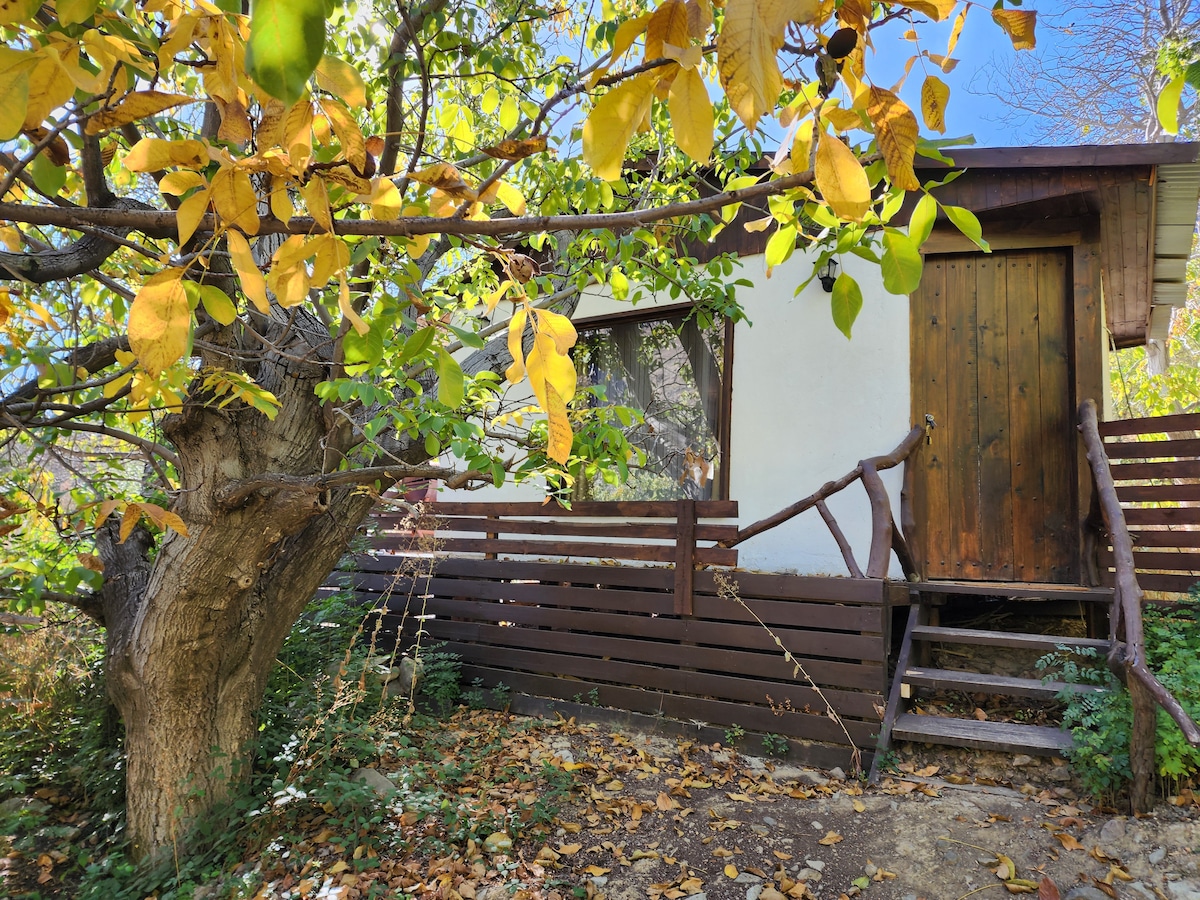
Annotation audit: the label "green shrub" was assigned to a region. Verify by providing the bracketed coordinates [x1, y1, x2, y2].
[1039, 589, 1200, 802]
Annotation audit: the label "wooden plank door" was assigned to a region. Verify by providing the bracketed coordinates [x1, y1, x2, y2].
[911, 250, 1078, 583]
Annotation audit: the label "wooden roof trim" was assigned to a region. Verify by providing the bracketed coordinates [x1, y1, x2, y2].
[915, 143, 1199, 170]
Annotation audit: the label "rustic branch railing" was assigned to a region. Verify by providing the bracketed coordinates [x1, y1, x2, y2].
[720, 424, 927, 579]
[1079, 399, 1200, 813]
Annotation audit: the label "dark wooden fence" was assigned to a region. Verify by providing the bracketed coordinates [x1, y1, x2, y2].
[1098, 412, 1200, 595]
[335, 500, 891, 767]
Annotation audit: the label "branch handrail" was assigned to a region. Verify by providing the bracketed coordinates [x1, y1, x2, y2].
[719, 423, 927, 579]
[1078, 399, 1200, 811]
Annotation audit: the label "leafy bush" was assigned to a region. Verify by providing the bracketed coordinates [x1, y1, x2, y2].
[1039, 590, 1200, 802]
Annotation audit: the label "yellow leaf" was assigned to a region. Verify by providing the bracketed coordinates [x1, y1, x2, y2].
[338, 273, 368, 336]
[223, 231, 269, 314]
[645, 0, 689, 62]
[1052, 831, 1084, 851]
[535, 308, 578, 355]
[86, 90, 197, 134]
[991, 9, 1036, 50]
[118, 502, 142, 543]
[315, 55, 367, 109]
[479, 180, 527, 216]
[484, 280, 512, 314]
[408, 163, 477, 201]
[823, 106, 863, 133]
[815, 130, 870, 221]
[866, 86, 920, 191]
[790, 119, 814, 174]
[0, 50, 37, 141]
[724, 863, 739, 879]
[544, 382, 572, 465]
[256, 97, 288, 150]
[946, 6, 968, 57]
[818, 831, 843, 845]
[319, 97, 367, 173]
[583, 866, 610, 877]
[852, 799, 866, 813]
[24, 51, 74, 130]
[582, 72, 655, 181]
[309, 232, 350, 288]
[217, 98, 253, 144]
[282, 98, 314, 168]
[175, 188, 210, 246]
[269, 176, 295, 222]
[125, 138, 207, 172]
[611, 13, 651, 62]
[527, 332, 576, 407]
[896, 0, 956, 21]
[367, 177, 401, 220]
[716, 0, 819, 132]
[669, 66, 713, 165]
[505, 307, 528, 384]
[128, 268, 191, 377]
[210, 167, 260, 235]
[301, 177, 333, 232]
[138, 501, 190, 537]
[159, 171, 207, 196]
[480, 136, 550, 161]
[921, 74, 950, 134]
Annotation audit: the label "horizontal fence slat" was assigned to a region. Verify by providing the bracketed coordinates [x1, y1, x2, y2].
[373, 516, 738, 542]
[1099, 413, 1200, 437]
[457, 666, 877, 747]
[351, 574, 883, 631]
[1109, 459, 1200, 480]
[393, 618, 885, 692]
[440, 642, 883, 720]
[1104, 438, 1200, 460]
[418, 500, 738, 518]
[385, 538, 738, 567]
[1097, 549, 1200, 572]
[694, 570, 887, 604]
[348, 555, 678, 588]
[1133, 572, 1200, 593]
[1127, 529, 1200, 548]
[1116, 484, 1200, 503]
[1123, 507, 1200, 526]
[387, 595, 884, 660]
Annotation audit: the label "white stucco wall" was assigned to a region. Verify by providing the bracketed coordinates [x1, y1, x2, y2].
[438, 248, 912, 577]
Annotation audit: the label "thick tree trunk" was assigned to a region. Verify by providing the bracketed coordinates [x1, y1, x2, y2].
[98, 321, 392, 863]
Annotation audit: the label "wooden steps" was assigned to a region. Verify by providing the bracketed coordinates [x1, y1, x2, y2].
[910, 625, 1109, 653]
[910, 581, 1114, 603]
[892, 713, 1074, 754]
[871, 589, 1114, 777]
[902, 666, 1107, 700]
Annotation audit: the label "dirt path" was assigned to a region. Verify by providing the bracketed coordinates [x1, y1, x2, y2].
[538, 724, 1200, 900]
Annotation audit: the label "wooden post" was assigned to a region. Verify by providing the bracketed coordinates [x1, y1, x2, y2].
[860, 461, 892, 579]
[816, 499, 864, 578]
[674, 499, 696, 616]
[1128, 674, 1157, 815]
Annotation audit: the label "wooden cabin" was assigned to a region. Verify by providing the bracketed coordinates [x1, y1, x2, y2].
[342, 143, 1200, 769]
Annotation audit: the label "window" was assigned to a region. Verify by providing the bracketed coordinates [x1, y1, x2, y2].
[574, 307, 731, 501]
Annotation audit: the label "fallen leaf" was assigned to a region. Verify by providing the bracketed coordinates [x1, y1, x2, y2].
[773, 850, 793, 860]
[818, 831, 843, 846]
[852, 800, 866, 813]
[1053, 831, 1083, 851]
[1038, 876, 1061, 900]
[724, 863, 740, 878]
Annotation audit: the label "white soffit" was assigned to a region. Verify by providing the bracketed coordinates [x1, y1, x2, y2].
[1151, 160, 1200, 342]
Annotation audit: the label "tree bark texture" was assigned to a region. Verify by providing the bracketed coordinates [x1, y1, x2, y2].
[100, 330, 391, 862]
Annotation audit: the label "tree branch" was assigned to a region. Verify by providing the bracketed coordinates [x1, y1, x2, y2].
[0, 197, 158, 283]
[0, 163, 836, 239]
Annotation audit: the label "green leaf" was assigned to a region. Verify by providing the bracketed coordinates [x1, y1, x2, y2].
[765, 224, 797, 275]
[199, 285, 237, 325]
[942, 205, 989, 252]
[881, 229, 923, 295]
[29, 153, 66, 196]
[830, 272, 863, 339]
[401, 326, 436, 362]
[342, 322, 384, 374]
[434, 347, 464, 407]
[56, 0, 98, 25]
[448, 324, 485, 349]
[908, 193, 937, 247]
[1158, 73, 1185, 136]
[246, 0, 328, 105]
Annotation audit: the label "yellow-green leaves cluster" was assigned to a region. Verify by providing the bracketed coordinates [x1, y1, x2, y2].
[506, 306, 578, 465]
